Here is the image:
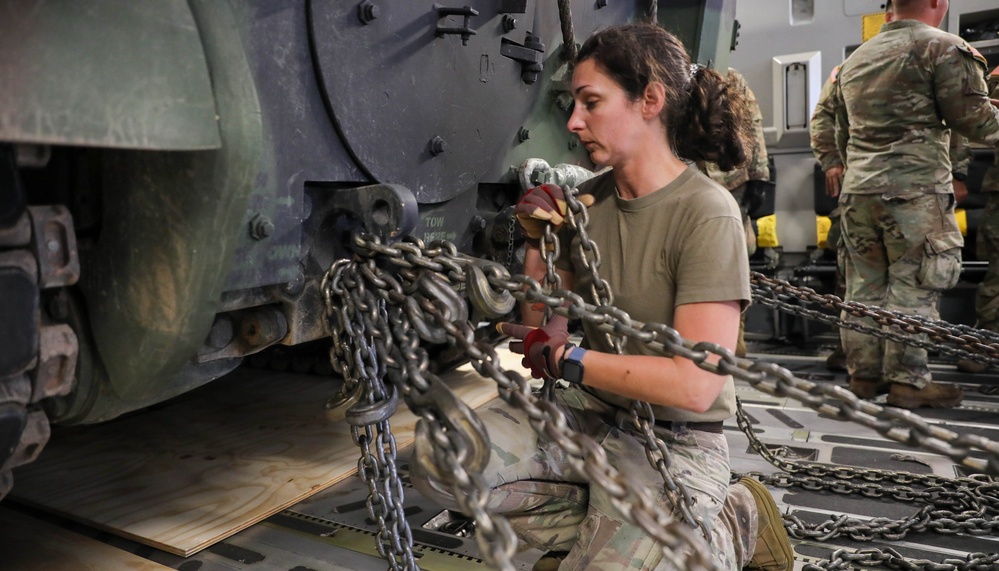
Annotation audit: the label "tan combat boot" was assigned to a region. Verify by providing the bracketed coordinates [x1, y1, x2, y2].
[886, 381, 963, 409]
[739, 477, 793, 571]
[847, 377, 890, 399]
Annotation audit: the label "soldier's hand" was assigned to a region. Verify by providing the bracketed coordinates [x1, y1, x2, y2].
[514, 184, 594, 245]
[824, 165, 844, 198]
[954, 179, 969, 204]
[496, 316, 570, 380]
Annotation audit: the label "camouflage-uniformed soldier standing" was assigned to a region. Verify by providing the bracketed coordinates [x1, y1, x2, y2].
[810, 2, 894, 372]
[811, 65, 851, 372]
[810, 0, 971, 374]
[958, 67, 999, 373]
[833, 0, 999, 409]
[699, 68, 771, 258]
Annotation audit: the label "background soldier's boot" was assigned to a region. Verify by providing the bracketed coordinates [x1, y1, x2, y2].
[847, 377, 889, 399]
[825, 347, 847, 371]
[886, 381, 963, 409]
[738, 477, 793, 571]
[956, 359, 989, 374]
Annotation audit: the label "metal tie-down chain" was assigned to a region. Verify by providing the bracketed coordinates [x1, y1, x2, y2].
[336, 231, 999, 571]
[324, 242, 721, 570]
[324, 187, 999, 570]
[735, 402, 999, 571]
[323, 261, 417, 571]
[504, 252, 999, 570]
[551, 187, 999, 568]
[740, 273, 999, 570]
[751, 272, 999, 365]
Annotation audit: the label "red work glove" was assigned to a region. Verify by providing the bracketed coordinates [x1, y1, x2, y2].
[497, 315, 570, 380]
[514, 184, 595, 244]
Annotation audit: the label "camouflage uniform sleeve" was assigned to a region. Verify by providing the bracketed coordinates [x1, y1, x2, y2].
[934, 41, 999, 145]
[984, 69, 999, 192]
[741, 74, 770, 182]
[833, 77, 850, 168]
[949, 132, 971, 179]
[810, 70, 842, 171]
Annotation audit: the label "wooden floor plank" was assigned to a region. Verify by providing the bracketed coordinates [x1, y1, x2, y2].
[0, 506, 174, 571]
[10, 349, 512, 556]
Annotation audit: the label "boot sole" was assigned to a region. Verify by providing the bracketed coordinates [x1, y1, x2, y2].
[847, 384, 890, 399]
[956, 365, 989, 374]
[886, 394, 963, 409]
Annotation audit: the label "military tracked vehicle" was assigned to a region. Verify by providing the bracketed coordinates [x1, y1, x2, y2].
[0, 0, 737, 498]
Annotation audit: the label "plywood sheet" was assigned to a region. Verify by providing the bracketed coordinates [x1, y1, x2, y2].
[0, 506, 174, 571]
[11, 350, 510, 556]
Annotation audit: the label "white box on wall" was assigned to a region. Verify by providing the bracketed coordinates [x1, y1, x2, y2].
[770, 51, 821, 148]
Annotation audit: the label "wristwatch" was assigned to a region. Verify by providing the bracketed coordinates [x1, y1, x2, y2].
[560, 344, 587, 385]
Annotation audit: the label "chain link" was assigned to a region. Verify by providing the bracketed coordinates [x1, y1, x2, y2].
[504, 214, 516, 272]
[328, 234, 999, 569]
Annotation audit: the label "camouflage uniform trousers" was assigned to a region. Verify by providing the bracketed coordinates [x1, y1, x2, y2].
[411, 385, 756, 570]
[975, 193, 999, 332]
[839, 193, 963, 387]
[826, 207, 846, 297]
[826, 206, 846, 349]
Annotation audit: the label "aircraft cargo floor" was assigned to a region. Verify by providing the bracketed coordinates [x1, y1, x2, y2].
[5, 341, 999, 571]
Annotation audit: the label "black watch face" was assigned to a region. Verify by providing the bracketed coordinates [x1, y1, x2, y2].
[563, 360, 584, 384]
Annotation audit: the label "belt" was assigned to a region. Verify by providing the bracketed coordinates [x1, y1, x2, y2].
[654, 419, 724, 434]
[612, 409, 723, 434]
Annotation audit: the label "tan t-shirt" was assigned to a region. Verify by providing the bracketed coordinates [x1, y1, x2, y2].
[556, 167, 751, 422]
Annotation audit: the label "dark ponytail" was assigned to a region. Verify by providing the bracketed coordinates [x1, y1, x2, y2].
[575, 23, 749, 171]
[676, 66, 749, 171]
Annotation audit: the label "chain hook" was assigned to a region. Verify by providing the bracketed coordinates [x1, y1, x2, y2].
[463, 257, 516, 318]
[346, 383, 400, 426]
[405, 271, 469, 344]
[324, 381, 364, 419]
[410, 375, 492, 483]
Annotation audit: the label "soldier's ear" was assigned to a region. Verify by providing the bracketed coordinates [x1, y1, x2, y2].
[641, 82, 666, 119]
